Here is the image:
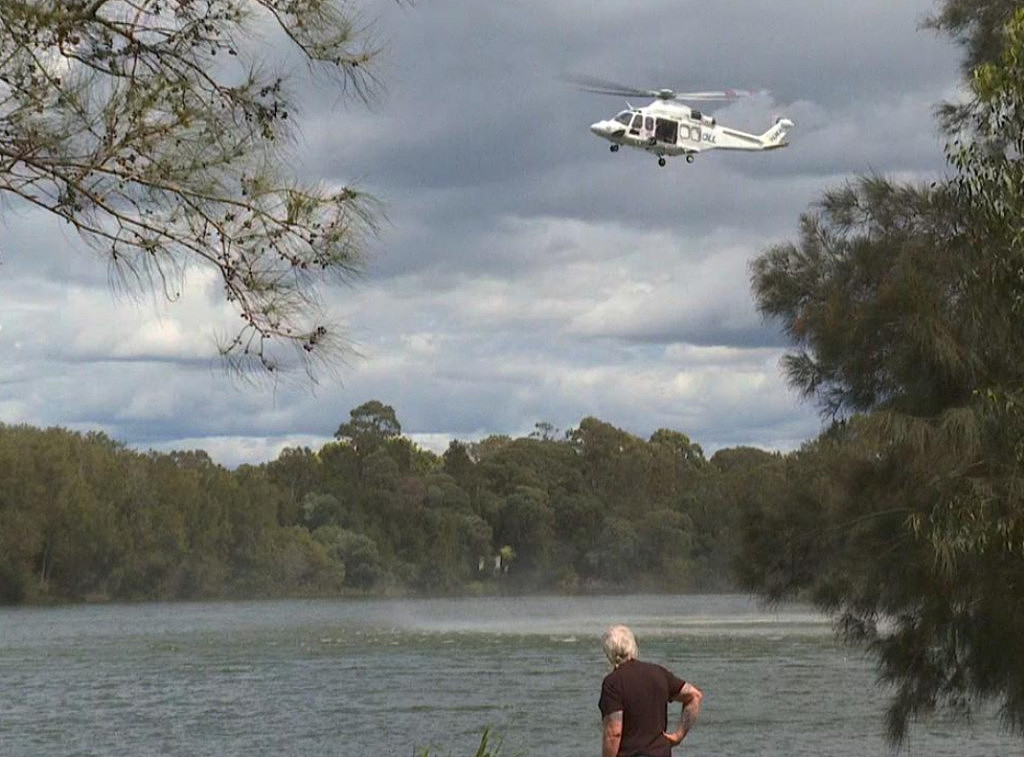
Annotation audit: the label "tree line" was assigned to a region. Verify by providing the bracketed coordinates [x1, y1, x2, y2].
[0, 402, 783, 605]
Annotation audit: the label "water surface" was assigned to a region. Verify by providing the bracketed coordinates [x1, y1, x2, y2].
[0, 595, 1018, 756]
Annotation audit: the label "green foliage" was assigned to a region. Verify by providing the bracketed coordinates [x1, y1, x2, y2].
[0, 0, 391, 376]
[335, 400, 403, 454]
[315, 526, 381, 590]
[751, 176, 967, 418]
[494, 486, 554, 586]
[0, 397, 754, 604]
[924, 0, 1019, 74]
[415, 727, 518, 757]
[743, 3, 1024, 744]
[924, 0, 1020, 132]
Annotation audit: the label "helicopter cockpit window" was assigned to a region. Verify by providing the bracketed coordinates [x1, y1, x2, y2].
[614, 111, 632, 126]
[629, 114, 643, 130]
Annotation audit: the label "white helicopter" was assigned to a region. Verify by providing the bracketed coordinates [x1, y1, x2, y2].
[573, 76, 793, 167]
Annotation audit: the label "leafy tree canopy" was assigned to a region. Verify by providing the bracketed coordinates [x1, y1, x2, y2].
[334, 399, 402, 455]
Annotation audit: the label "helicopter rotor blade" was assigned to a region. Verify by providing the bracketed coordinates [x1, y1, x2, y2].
[562, 74, 667, 100]
[565, 74, 769, 103]
[670, 88, 769, 101]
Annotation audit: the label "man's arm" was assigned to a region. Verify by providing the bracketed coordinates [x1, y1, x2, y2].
[663, 682, 703, 746]
[602, 711, 623, 757]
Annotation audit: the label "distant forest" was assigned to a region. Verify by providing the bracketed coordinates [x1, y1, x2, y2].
[0, 400, 784, 604]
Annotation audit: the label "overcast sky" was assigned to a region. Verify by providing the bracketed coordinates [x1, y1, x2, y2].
[0, 0, 963, 467]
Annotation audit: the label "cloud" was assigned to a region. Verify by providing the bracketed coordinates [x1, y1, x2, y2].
[0, 0, 962, 466]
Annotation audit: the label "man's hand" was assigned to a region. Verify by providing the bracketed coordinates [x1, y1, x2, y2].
[664, 681, 703, 748]
[662, 726, 686, 746]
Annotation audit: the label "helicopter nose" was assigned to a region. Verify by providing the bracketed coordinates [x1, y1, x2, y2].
[590, 121, 607, 136]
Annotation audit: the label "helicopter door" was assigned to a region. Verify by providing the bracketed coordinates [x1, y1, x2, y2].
[628, 113, 643, 136]
[642, 115, 655, 142]
[654, 117, 678, 144]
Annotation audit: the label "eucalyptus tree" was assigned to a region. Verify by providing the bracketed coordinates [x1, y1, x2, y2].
[335, 400, 403, 456]
[0, 1, 390, 376]
[745, 6, 1024, 743]
[924, 0, 1019, 132]
[569, 417, 653, 516]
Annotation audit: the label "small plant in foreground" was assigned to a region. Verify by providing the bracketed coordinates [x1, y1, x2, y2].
[415, 727, 519, 757]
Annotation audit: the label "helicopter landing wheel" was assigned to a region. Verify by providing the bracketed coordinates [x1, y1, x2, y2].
[610, 144, 619, 152]
[685, 154, 695, 164]
[658, 157, 666, 167]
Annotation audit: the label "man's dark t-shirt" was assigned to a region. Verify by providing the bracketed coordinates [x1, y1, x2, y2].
[599, 659, 685, 757]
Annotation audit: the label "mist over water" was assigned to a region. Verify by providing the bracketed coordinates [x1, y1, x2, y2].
[0, 595, 1016, 756]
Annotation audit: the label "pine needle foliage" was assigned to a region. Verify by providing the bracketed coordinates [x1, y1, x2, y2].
[0, 1, 394, 378]
[745, 5, 1024, 745]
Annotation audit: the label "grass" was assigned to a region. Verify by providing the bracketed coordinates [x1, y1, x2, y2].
[415, 727, 519, 757]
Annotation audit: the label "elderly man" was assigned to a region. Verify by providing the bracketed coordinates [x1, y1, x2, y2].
[599, 624, 703, 757]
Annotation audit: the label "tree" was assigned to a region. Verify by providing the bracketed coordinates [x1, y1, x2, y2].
[924, 0, 1019, 73]
[569, 417, 651, 515]
[265, 446, 322, 526]
[751, 176, 967, 419]
[313, 526, 381, 589]
[647, 428, 706, 509]
[0, 1, 391, 376]
[335, 400, 402, 456]
[442, 440, 476, 489]
[262, 526, 344, 595]
[584, 516, 640, 585]
[744, 6, 1024, 744]
[923, 0, 1019, 133]
[494, 486, 554, 585]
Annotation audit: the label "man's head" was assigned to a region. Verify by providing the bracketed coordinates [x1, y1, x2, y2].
[603, 624, 638, 667]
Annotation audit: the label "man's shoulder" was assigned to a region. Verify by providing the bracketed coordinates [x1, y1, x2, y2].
[621, 659, 683, 687]
[635, 659, 665, 671]
[601, 666, 620, 686]
[604, 659, 662, 681]
[625, 659, 667, 675]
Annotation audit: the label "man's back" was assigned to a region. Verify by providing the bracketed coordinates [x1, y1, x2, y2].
[599, 659, 685, 757]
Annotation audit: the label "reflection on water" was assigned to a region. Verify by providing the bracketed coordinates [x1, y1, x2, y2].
[0, 596, 1016, 757]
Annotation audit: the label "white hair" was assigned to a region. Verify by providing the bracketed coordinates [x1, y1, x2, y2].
[603, 624, 638, 666]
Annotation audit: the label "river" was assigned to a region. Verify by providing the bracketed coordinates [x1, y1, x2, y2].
[0, 595, 1019, 756]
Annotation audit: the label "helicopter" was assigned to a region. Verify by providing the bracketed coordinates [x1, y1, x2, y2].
[572, 75, 793, 167]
